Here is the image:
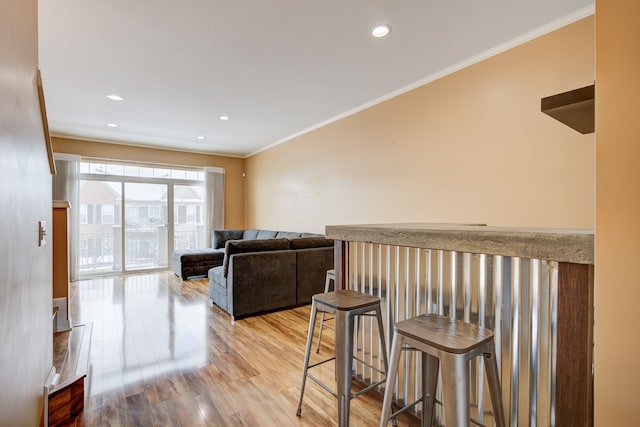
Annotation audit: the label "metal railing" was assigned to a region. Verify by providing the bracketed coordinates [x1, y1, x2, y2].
[78, 231, 115, 272]
[79, 227, 206, 274]
[347, 242, 558, 426]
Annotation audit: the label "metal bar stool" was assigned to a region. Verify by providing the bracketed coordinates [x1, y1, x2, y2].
[315, 269, 335, 353]
[297, 289, 390, 427]
[380, 314, 506, 427]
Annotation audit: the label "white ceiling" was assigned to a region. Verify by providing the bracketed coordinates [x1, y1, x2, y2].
[38, 0, 594, 158]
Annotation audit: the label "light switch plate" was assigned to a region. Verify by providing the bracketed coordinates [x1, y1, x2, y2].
[39, 220, 47, 246]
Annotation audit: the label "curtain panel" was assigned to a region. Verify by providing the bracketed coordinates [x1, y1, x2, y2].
[205, 167, 225, 247]
[52, 153, 81, 281]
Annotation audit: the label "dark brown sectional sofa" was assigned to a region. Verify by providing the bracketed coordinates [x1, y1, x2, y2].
[209, 230, 334, 320]
[172, 229, 334, 320]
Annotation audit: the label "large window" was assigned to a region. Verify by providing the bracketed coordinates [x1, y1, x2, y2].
[78, 161, 206, 277]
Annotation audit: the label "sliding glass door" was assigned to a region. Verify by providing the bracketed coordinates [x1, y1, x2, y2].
[78, 161, 206, 278]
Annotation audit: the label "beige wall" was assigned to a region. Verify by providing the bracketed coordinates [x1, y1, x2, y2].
[245, 17, 595, 234]
[52, 137, 246, 229]
[595, 0, 640, 424]
[0, 0, 53, 425]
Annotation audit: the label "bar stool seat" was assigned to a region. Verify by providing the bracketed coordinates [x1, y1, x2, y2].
[380, 314, 506, 427]
[297, 289, 390, 427]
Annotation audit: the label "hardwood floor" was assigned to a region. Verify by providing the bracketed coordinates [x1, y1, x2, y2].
[70, 272, 419, 427]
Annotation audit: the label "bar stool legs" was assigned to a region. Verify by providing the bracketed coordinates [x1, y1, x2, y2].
[421, 353, 439, 427]
[297, 290, 390, 427]
[315, 269, 335, 353]
[296, 301, 319, 417]
[485, 344, 507, 427]
[335, 309, 354, 426]
[380, 314, 506, 427]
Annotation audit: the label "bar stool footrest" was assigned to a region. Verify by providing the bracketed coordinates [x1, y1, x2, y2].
[307, 373, 338, 398]
[353, 356, 386, 376]
[387, 397, 424, 421]
[306, 356, 336, 371]
[352, 378, 387, 399]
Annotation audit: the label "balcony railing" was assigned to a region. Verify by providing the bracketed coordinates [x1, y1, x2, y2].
[79, 231, 115, 273]
[79, 226, 206, 274]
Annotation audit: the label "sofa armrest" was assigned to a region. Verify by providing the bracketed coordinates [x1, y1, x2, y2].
[227, 250, 297, 319]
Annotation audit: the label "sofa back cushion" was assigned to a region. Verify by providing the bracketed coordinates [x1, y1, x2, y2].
[301, 232, 324, 238]
[256, 230, 277, 239]
[212, 229, 244, 249]
[289, 237, 334, 250]
[223, 238, 290, 277]
[242, 229, 278, 240]
[276, 231, 303, 239]
[242, 229, 260, 240]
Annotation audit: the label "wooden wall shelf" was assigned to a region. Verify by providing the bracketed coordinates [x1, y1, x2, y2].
[541, 84, 595, 134]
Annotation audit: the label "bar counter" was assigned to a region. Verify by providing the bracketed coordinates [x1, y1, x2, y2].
[325, 223, 594, 427]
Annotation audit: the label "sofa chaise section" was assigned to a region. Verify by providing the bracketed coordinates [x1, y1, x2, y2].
[172, 248, 224, 280]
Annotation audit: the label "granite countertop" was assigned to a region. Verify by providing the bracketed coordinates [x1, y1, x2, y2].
[325, 223, 594, 265]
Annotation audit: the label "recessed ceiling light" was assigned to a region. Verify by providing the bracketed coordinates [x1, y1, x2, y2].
[371, 24, 391, 38]
[196, 136, 205, 140]
[106, 123, 118, 128]
[219, 115, 230, 121]
[106, 94, 124, 101]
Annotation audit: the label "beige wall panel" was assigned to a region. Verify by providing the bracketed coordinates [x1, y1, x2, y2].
[52, 138, 246, 229]
[0, 1, 53, 425]
[245, 17, 595, 234]
[595, 1, 640, 424]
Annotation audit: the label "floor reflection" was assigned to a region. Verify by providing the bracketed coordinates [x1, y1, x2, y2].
[73, 273, 207, 395]
[70, 271, 421, 426]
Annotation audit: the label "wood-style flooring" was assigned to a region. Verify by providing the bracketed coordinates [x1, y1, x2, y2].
[70, 271, 419, 426]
